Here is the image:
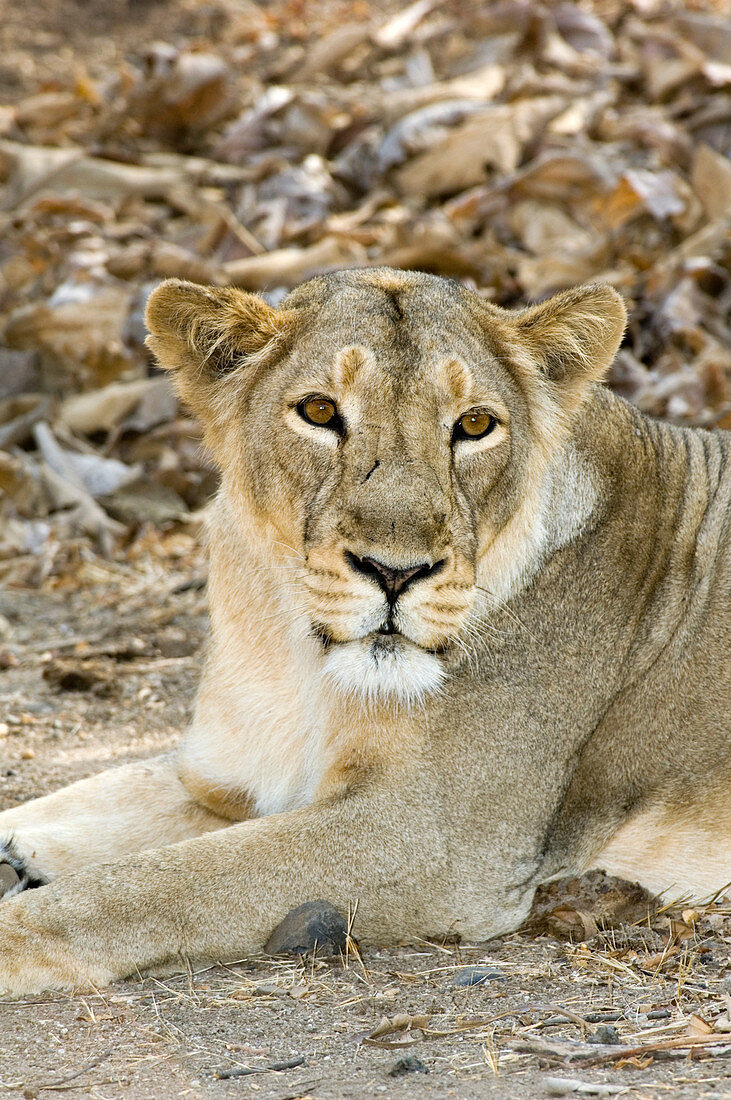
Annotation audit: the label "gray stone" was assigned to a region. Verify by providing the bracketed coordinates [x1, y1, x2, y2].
[264, 900, 348, 956]
[451, 965, 505, 987]
[589, 1024, 621, 1045]
[388, 1056, 428, 1077]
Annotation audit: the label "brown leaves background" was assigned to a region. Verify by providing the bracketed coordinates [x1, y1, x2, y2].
[1, 0, 729, 581]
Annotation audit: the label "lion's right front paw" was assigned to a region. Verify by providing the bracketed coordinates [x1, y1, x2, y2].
[0, 893, 92, 996]
[0, 841, 47, 900]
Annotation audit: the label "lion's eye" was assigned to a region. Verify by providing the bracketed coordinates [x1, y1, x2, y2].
[453, 409, 498, 442]
[297, 395, 342, 432]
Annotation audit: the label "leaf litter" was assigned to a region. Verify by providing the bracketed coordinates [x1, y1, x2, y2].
[1, 0, 730, 583]
[0, 0, 729, 1096]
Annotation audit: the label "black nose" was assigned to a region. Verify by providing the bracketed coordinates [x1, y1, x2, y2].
[345, 552, 445, 601]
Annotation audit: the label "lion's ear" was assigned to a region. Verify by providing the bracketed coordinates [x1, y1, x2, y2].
[145, 280, 292, 412]
[515, 284, 627, 405]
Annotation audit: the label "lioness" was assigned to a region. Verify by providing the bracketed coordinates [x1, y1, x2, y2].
[0, 268, 729, 995]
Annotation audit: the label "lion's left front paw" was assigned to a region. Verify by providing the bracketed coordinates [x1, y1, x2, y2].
[0, 840, 48, 900]
[0, 862, 21, 898]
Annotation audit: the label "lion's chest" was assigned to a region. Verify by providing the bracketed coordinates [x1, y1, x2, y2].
[181, 650, 328, 818]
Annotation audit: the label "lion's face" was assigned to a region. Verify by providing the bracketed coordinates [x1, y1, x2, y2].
[146, 269, 626, 703]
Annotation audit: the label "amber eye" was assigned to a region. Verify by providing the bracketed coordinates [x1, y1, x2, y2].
[453, 409, 498, 442]
[297, 395, 343, 433]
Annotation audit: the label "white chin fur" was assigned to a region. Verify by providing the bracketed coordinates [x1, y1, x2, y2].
[323, 638, 445, 705]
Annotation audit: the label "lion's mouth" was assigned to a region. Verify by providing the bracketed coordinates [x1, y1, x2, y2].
[311, 621, 449, 659]
[369, 631, 401, 654]
[310, 622, 406, 650]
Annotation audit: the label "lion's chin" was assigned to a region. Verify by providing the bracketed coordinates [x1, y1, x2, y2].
[322, 634, 445, 705]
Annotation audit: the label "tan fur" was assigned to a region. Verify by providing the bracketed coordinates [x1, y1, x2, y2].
[360, 270, 410, 294]
[0, 268, 728, 996]
[591, 809, 731, 899]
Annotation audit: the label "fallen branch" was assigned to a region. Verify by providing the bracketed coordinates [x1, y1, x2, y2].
[27, 1048, 114, 1092]
[513, 1032, 731, 1067]
[215, 1056, 305, 1080]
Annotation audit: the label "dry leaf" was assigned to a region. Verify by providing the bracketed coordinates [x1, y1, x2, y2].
[361, 1013, 431, 1047]
[223, 237, 367, 290]
[687, 1014, 713, 1037]
[60, 379, 175, 436]
[691, 145, 731, 221]
[373, 0, 438, 50]
[715, 994, 731, 1032]
[395, 97, 567, 196]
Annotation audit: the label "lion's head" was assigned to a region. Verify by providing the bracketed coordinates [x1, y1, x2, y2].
[146, 268, 626, 704]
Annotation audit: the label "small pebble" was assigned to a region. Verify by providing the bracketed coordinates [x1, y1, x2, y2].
[21, 748, 35, 760]
[589, 1024, 621, 1044]
[451, 966, 505, 987]
[0, 723, 8, 737]
[388, 1056, 428, 1077]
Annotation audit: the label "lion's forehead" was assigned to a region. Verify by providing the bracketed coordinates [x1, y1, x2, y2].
[286, 271, 491, 360]
[281, 293, 508, 409]
[283, 265, 465, 308]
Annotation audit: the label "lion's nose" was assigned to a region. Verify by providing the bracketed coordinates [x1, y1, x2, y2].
[345, 552, 445, 602]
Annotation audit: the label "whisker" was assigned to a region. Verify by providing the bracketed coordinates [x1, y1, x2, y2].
[431, 581, 472, 594]
[450, 632, 478, 673]
[271, 540, 305, 561]
[473, 584, 538, 642]
[460, 606, 513, 644]
[303, 596, 377, 618]
[426, 602, 471, 616]
[247, 604, 313, 629]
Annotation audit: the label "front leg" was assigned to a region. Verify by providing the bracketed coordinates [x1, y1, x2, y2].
[0, 786, 455, 995]
[0, 753, 231, 893]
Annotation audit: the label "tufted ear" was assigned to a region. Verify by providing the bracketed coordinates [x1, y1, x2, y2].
[145, 279, 294, 418]
[514, 284, 627, 408]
